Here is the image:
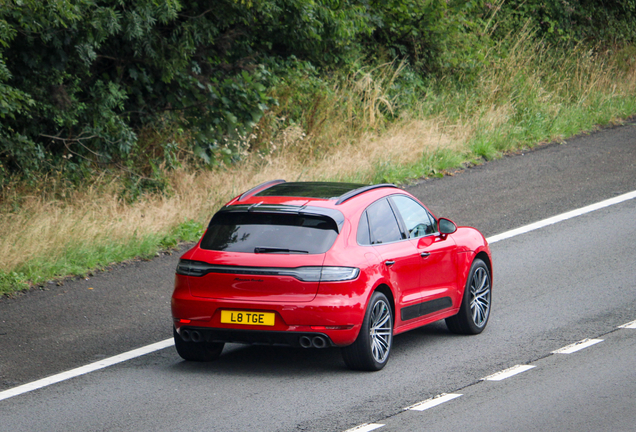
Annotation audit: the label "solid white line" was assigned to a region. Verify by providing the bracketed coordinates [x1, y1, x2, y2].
[486, 190, 636, 244]
[3, 190, 636, 403]
[407, 393, 463, 411]
[343, 423, 385, 432]
[552, 338, 603, 354]
[482, 364, 536, 381]
[0, 338, 174, 402]
[619, 320, 636, 329]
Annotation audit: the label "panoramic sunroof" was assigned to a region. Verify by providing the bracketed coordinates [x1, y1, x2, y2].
[254, 182, 367, 199]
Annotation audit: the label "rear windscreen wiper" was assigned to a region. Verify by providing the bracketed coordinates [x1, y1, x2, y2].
[254, 247, 309, 254]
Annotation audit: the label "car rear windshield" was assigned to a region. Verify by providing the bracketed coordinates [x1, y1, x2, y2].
[200, 211, 339, 254]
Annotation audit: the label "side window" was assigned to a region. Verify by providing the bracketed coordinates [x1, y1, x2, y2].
[391, 195, 436, 238]
[357, 211, 371, 245]
[366, 198, 403, 244]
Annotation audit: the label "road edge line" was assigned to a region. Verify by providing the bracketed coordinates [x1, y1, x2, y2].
[486, 190, 636, 244]
[0, 338, 174, 402]
[4, 189, 636, 403]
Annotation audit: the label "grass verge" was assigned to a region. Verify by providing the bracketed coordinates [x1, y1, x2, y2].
[2, 36, 636, 296]
[0, 220, 205, 294]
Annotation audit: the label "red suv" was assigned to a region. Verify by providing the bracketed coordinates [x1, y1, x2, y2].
[172, 181, 492, 370]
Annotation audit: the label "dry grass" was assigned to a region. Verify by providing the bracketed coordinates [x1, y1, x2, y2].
[0, 115, 463, 274]
[2, 37, 636, 291]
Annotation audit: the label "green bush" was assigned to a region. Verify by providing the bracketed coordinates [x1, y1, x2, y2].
[0, 0, 371, 179]
[1, 0, 635, 187]
[492, 0, 636, 44]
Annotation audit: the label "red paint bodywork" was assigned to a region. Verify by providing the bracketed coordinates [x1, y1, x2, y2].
[171, 186, 492, 347]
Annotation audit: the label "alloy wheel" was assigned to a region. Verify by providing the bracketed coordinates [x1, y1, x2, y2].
[369, 299, 392, 363]
[470, 267, 491, 328]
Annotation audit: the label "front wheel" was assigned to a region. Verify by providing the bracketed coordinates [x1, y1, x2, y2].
[173, 327, 224, 362]
[446, 258, 492, 335]
[342, 291, 393, 371]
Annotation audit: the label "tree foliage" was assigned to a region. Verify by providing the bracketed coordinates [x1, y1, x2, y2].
[0, 0, 371, 177]
[491, 0, 636, 44]
[1, 0, 635, 182]
[365, 0, 488, 74]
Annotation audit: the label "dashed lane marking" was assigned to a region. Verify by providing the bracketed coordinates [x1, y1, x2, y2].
[345, 325, 627, 430]
[619, 320, 636, 329]
[482, 364, 536, 381]
[406, 393, 463, 411]
[552, 338, 604, 354]
[343, 423, 385, 432]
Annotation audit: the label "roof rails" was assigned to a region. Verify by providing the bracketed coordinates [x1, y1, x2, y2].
[335, 183, 397, 205]
[237, 179, 286, 202]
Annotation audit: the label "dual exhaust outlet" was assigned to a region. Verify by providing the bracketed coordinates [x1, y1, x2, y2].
[180, 328, 329, 348]
[180, 329, 203, 343]
[299, 335, 328, 349]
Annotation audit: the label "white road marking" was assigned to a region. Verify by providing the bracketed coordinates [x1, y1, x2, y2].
[482, 364, 536, 381]
[486, 190, 636, 244]
[3, 190, 636, 403]
[406, 393, 463, 411]
[552, 338, 604, 354]
[343, 423, 385, 432]
[0, 339, 174, 402]
[619, 320, 636, 329]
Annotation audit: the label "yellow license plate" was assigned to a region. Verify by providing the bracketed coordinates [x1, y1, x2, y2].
[220, 310, 275, 326]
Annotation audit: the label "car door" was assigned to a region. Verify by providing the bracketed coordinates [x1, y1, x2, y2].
[360, 197, 423, 328]
[389, 195, 459, 317]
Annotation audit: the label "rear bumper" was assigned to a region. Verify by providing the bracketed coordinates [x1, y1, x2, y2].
[172, 291, 366, 347]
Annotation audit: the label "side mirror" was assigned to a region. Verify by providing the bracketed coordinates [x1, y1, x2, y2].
[439, 218, 457, 235]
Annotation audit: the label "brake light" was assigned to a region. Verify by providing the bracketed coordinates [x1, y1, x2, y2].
[293, 266, 360, 282]
[176, 259, 359, 282]
[316, 267, 360, 282]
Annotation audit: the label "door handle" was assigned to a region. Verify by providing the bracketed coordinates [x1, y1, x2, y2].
[385, 260, 395, 266]
[420, 252, 431, 258]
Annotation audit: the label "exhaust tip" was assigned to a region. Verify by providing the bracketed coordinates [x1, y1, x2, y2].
[190, 330, 202, 343]
[299, 336, 312, 348]
[312, 336, 327, 349]
[180, 329, 191, 342]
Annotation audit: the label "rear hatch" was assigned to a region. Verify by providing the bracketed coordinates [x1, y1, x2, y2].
[185, 208, 340, 302]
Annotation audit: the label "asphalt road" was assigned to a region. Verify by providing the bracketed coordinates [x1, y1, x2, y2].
[1, 195, 636, 432]
[0, 120, 635, 431]
[379, 327, 636, 431]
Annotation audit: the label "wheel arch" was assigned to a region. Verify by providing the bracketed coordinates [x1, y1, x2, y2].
[475, 250, 493, 284]
[373, 283, 396, 325]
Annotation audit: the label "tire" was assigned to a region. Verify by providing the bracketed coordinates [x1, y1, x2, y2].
[342, 291, 393, 371]
[173, 327, 225, 362]
[446, 258, 492, 335]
